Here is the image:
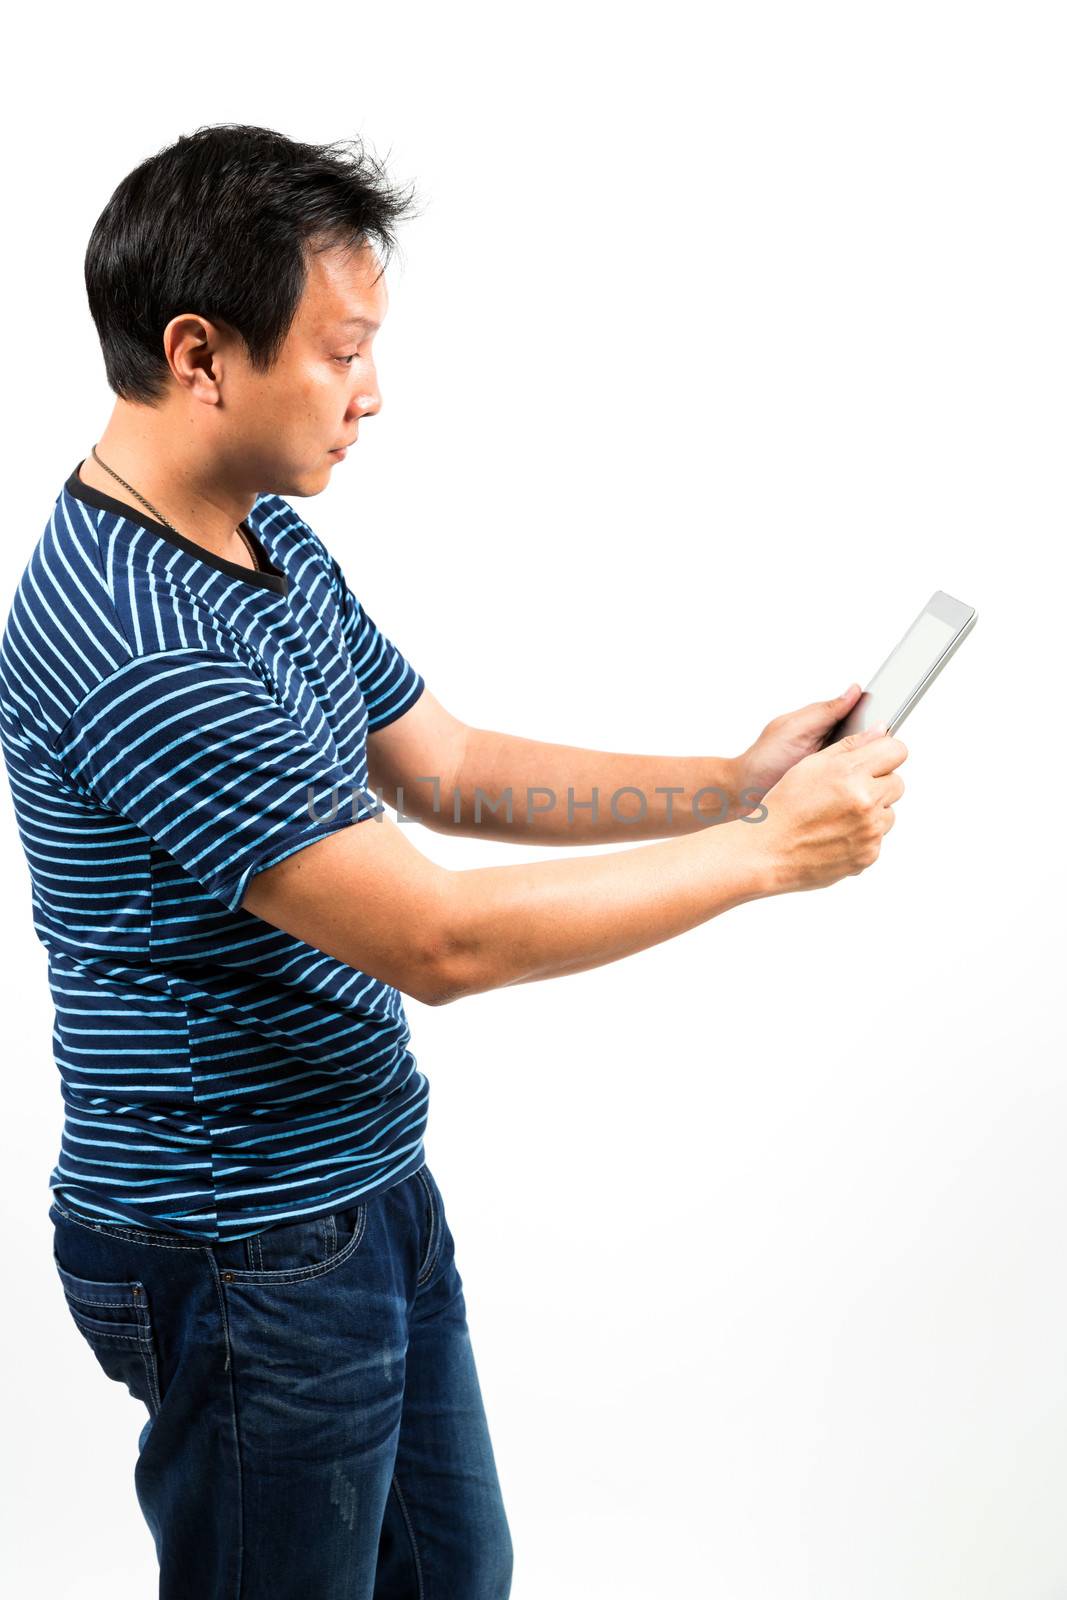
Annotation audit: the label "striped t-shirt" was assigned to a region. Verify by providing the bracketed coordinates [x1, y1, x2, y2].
[0, 461, 429, 1242]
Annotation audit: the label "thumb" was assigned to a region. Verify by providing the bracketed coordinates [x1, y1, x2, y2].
[840, 718, 888, 751]
[827, 682, 862, 712]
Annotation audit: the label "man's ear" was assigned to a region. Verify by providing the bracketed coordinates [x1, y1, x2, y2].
[161, 312, 225, 403]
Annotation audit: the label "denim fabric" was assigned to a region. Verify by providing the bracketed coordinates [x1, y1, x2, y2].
[49, 1164, 513, 1598]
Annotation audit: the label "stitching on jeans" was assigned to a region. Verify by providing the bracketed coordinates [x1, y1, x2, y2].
[130, 1288, 162, 1414]
[62, 1293, 135, 1308]
[51, 1200, 203, 1250]
[414, 1167, 439, 1286]
[67, 1323, 163, 1413]
[50, 1198, 369, 1280]
[215, 1205, 368, 1285]
[206, 1248, 232, 1377]
[244, 1214, 334, 1272]
[142, 1343, 161, 1414]
[206, 1252, 245, 1598]
[70, 1328, 145, 1343]
[390, 1473, 426, 1599]
[60, 1269, 164, 1414]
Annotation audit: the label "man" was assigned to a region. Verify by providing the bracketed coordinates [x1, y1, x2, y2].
[0, 123, 906, 1598]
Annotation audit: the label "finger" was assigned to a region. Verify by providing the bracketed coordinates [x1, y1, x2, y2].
[854, 734, 908, 777]
[827, 683, 862, 712]
[831, 720, 887, 756]
[817, 683, 862, 728]
[877, 773, 905, 806]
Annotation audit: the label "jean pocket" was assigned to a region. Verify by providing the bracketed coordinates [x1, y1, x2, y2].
[213, 1203, 369, 1285]
[53, 1252, 163, 1416]
[414, 1165, 444, 1286]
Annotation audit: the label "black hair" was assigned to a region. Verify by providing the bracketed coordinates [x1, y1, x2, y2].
[84, 123, 421, 405]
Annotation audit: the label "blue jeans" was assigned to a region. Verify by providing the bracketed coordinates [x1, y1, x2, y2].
[49, 1164, 514, 1598]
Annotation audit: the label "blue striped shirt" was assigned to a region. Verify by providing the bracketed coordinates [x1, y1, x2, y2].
[0, 462, 429, 1241]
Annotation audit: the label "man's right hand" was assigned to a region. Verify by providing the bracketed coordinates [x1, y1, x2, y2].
[241, 724, 909, 1006]
[754, 724, 909, 893]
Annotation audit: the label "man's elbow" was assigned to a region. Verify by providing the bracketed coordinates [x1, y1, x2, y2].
[416, 969, 464, 1007]
[415, 944, 474, 1007]
[414, 898, 484, 1007]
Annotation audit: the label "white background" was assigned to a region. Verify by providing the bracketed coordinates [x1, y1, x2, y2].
[1, 3, 1064, 1595]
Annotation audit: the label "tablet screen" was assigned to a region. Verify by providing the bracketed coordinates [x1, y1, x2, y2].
[826, 591, 977, 744]
[866, 609, 959, 727]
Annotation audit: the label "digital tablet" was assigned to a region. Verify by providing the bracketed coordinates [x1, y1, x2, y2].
[821, 590, 978, 747]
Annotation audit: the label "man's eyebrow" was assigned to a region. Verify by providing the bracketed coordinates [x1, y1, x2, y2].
[337, 315, 380, 332]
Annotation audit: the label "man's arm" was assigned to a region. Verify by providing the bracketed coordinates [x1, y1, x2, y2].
[242, 726, 906, 1005]
[367, 690, 752, 845]
[241, 796, 775, 1007]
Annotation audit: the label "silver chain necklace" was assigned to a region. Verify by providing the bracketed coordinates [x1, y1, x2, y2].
[89, 445, 261, 573]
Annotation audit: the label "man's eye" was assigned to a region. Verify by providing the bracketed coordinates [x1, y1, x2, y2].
[335, 354, 359, 366]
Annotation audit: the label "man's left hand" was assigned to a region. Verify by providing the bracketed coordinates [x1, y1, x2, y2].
[734, 683, 864, 803]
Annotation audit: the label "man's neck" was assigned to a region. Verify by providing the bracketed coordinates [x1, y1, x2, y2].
[80, 419, 258, 571]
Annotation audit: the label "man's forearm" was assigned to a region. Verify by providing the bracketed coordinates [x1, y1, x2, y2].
[405, 726, 756, 844]
[433, 813, 778, 1000]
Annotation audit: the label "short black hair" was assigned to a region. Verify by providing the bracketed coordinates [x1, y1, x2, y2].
[85, 123, 420, 405]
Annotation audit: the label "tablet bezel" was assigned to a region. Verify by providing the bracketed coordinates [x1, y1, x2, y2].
[821, 589, 977, 746]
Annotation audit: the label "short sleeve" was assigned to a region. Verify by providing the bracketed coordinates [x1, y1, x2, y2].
[50, 647, 385, 914]
[329, 555, 426, 734]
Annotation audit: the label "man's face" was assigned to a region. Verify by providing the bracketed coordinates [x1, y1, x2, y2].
[217, 238, 388, 498]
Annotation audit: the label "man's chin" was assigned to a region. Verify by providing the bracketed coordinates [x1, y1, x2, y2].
[272, 462, 334, 499]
